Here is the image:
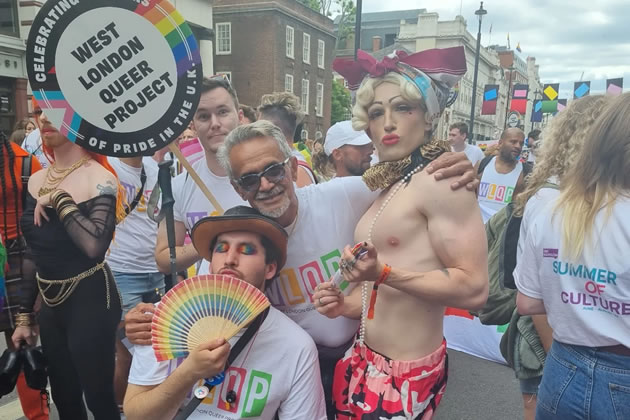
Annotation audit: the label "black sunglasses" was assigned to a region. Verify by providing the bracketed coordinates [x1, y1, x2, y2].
[236, 158, 290, 192]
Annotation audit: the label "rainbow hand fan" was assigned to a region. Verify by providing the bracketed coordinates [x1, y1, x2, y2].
[151, 274, 270, 361]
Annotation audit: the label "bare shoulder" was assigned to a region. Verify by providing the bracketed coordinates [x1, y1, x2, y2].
[86, 160, 118, 197]
[410, 169, 478, 215]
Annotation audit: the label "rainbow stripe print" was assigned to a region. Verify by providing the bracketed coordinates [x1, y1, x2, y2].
[134, 0, 201, 76]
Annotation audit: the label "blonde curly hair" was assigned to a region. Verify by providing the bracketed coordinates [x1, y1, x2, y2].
[513, 94, 612, 217]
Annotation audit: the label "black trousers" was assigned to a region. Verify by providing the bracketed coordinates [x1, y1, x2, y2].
[319, 354, 338, 420]
[318, 337, 354, 420]
[39, 265, 122, 420]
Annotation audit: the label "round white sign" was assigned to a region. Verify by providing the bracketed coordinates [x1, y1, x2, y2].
[27, 0, 202, 156]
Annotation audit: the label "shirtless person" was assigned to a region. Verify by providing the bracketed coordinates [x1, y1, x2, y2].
[316, 47, 489, 419]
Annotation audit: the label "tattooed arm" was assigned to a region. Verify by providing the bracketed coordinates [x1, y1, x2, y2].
[96, 179, 118, 197]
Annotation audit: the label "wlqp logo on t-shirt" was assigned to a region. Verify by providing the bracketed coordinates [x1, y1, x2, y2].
[478, 182, 515, 204]
[266, 248, 343, 308]
[171, 360, 273, 418]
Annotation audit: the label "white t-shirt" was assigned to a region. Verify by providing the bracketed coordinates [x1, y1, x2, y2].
[172, 158, 247, 232]
[478, 157, 523, 223]
[517, 178, 560, 263]
[266, 177, 378, 347]
[129, 307, 326, 420]
[515, 197, 630, 348]
[21, 129, 50, 169]
[453, 143, 484, 166]
[107, 157, 160, 273]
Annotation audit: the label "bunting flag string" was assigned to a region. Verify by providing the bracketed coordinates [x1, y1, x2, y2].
[480, 76, 626, 119]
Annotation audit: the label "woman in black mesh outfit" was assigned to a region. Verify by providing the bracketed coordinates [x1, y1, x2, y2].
[13, 108, 127, 420]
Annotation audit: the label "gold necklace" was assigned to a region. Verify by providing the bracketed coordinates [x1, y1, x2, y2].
[38, 156, 92, 196]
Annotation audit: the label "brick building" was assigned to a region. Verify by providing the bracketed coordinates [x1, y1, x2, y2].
[213, 0, 336, 141]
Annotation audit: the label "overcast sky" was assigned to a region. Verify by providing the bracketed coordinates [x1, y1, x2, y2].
[348, 0, 630, 97]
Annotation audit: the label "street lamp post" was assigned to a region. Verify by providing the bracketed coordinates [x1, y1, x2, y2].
[468, 1, 487, 144]
[354, 0, 363, 60]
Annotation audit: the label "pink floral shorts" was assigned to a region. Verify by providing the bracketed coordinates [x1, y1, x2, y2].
[333, 339, 448, 419]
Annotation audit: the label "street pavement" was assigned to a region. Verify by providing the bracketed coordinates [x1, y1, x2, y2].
[0, 344, 523, 420]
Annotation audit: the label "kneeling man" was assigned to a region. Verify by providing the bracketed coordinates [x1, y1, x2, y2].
[124, 206, 326, 420]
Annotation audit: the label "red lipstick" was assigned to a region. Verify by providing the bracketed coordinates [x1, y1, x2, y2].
[381, 134, 400, 146]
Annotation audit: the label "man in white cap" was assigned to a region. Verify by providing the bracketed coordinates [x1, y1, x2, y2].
[312, 121, 374, 179]
[324, 121, 374, 177]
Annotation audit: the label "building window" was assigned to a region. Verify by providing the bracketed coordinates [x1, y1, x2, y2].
[301, 129, 308, 140]
[215, 22, 231, 55]
[301, 79, 310, 115]
[303, 33, 311, 64]
[317, 40, 325, 68]
[315, 131, 323, 140]
[0, 0, 19, 37]
[285, 74, 294, 93]
[316, 83, 324, 117]
[286, 26, 295, 58]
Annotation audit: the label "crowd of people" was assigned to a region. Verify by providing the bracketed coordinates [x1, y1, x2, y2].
[0, 44, 628, 420]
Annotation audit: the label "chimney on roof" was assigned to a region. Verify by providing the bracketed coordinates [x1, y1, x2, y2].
[372, 36, 382, 51]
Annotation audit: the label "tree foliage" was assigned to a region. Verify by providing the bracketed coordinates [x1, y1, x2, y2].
[296, 0, 322, 12]
[335, 1, 356, 48]
[331, 79, 352, 125]
[297, 0, 349, 19]
[297, 0, 357, 49]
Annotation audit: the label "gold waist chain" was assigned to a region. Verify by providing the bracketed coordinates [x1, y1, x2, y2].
[36, 262, 120, 309]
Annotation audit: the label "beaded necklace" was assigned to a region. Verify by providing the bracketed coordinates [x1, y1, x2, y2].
[359, 163, 424, 343]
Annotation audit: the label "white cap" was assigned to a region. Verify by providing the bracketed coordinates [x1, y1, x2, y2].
[324, 121, 372, 156]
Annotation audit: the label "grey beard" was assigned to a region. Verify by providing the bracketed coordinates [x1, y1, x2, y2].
[255, 186, 291, 218]
[258, 198, 291, 218]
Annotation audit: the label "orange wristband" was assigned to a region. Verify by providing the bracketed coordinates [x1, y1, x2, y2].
[367, 264, 391, 320]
